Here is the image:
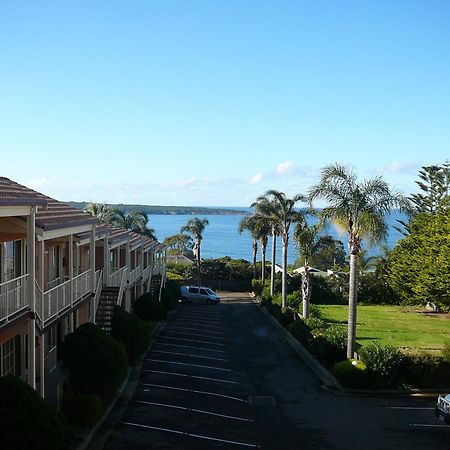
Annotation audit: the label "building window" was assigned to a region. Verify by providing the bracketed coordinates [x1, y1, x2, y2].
[0, 241, 22, 283]
[1, 338, 15, 376]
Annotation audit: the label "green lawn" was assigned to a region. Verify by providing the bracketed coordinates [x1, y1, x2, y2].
[317, 305, 450, 353]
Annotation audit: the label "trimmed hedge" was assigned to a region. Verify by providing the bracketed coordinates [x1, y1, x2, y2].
[333, 359, 368, 388]
[62, 323, 128, 404]
[0, 376, 71, 450]
[61, 394, 103, 428]
[161, 280, 180, 311]
[133, 292, 168, 321]
[112, 306, 150, 364]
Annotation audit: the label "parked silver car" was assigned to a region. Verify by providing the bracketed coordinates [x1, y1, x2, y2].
[180, 286, 221, 304]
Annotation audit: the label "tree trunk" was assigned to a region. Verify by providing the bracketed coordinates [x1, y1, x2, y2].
[261, 242, 266, 284]
[347, 253, 359, 359]
[197, 240, 201, 286]
[252, 240, 257, 279]
[302, 265, 311, 318]
[281, 235, 288, 308]
[270, 228, 276, 296]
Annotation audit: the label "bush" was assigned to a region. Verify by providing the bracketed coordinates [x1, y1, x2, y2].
[309, 304, 323, 319]
[359, 342, 404, 387]
[61, 394, 103, 428]
[313, 325, 348, 367]
[112, 306, 150, 364]
[278, 307, 297, 328]
[286, 292, 301, 309]
[288, 319, 312, 346]
[161, 280, 180, 311]
[0, 376, 71, 450]
[133, 292, 167, 321]
[333, 359, 368, 388]
[400, 353, 450, 389]
[304, 317, 327, 335]
[251, 279, 264, 296]
[442, 342, 450, 362]
[323, 325, 347, 350]
[62, 323, 128, 404]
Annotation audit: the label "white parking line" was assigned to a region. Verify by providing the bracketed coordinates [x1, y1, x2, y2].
[133, 400, 252, 422]
[146, 358, 232, 372]
[175, 314, 221, 323]
[151, 349, 228, 362]
[121, 421, 260, 447]
[143, 369, 238, 384]
[140, 382, 247, 402]
[387, 407, 435, 410]
[178, 309, 221, 317]
[158, 336, 225, 346]
[154, 342, 227, 354]
[167, 325, 224, 335]
[165, 330, 224, 340]
[410, 423, 450, 428]
[170, 320, 223, 329]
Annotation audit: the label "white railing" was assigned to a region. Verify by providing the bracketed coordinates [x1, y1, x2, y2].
[73, 269, 92, 302]
[108, 267, 126, 287]
[116, 268, 128, 307]
[93, 270, 103, 319]
[47, 276, 67, 291]
[0, 275, 29, 322]
[143, 265, 152, 281]
[129, 265, 142, 284]
[43, 281, 72, 324]
[45, 345, 57, 374]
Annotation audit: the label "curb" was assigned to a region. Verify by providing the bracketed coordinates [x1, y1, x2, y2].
[76, 314, 171, 450]
[251, 293, 449, 398]
[256, 303, 342, 391]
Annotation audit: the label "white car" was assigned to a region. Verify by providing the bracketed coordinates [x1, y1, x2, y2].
[180, 286, 221, 304]
[435, 394, 450, 424]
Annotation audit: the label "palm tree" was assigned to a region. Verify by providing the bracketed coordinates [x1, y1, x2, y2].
[254, 190, 308, 308]
[110, 209, 156, 239]
[181, 218, 209, 284]
[84, 201, 114, 222]
[238, 215, 259, 279]
[294, 222, 320, 318]
[309, 163, 411, 358]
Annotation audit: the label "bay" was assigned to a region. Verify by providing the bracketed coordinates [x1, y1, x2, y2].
[148, 210, 407, 266]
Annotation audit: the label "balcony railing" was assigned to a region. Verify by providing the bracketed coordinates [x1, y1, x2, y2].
[45, 345, 57, 374]
[0, 275, 29, 322]
[143, 265, 152, 281]
[73, 269, 92, 301]
[129, 265, 142, 284]
[108, 267, 126, 287]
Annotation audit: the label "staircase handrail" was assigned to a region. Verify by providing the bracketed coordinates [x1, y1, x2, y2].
[93, 270, 103, 317]
[116, 268, 128, 307]
[34, 280, 43, 328]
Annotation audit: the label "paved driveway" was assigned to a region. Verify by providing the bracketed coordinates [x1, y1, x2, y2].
[93, 292, 449, 449]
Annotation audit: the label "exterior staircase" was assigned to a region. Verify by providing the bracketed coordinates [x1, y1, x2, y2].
[149, 274, 163, 296]
[95, 287, 119, 333]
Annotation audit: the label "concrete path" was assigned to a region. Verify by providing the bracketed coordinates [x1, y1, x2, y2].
[90, 292, 449, 449]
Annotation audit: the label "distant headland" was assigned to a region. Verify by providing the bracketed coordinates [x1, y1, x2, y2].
[68, 202, 247, 216]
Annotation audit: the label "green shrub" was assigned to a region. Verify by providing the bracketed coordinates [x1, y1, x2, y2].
[313, 325, 347, 367]
[400, 353, 450, 389]
[288, 319, 312, 346]
[161, 280, 180, 311]
[133, 292, 168, 321]
[359, 342, 404, 387]
[112, 306, 149, 364]
[333, 359, 368, 388]
[442, 342, 450, 362]
[309, 304, 323, 319]
[278, 307, 297, 328]
[323, 325, 347, 349]
[286, 292, 301, 309]
[62, 323, 128, 404]
[251, 279, 264, 296]
[304, 317, 327, 335]
[61, 394, 103, 428]
[0, 376, 71, 450]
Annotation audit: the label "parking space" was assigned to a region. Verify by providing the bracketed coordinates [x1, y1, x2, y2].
[103, 302, 260, 449]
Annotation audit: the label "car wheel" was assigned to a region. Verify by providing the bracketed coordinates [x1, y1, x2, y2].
[181, 297, 187, 303]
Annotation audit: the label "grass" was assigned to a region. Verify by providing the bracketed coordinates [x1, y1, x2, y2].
[316, 304, 450, 353]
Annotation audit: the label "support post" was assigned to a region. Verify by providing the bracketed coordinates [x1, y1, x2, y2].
[90, 225, 96, 322]
[27, 207, 36, 390]
[39, 333, 45, 398]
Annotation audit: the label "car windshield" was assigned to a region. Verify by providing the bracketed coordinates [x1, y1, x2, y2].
[205, 288, 215, 294]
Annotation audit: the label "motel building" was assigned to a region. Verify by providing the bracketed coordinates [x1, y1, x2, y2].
[0, 177, 166, 405]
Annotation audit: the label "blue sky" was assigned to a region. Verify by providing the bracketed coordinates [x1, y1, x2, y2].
[1, 1, 449, 206]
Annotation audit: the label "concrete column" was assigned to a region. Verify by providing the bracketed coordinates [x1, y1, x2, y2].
[90, 226, 96, 322]
[75, 244, 80, 276]
[39, 333, 45, 398]
[125, 240, 131, 312]
[69, 235, 73, 309]
[27, 207, 36, 390]
[103, 232, 109, 284]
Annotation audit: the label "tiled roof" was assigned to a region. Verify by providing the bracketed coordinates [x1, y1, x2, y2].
[0, 177, 96, 231]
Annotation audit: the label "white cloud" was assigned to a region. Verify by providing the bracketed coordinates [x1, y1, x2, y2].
[379, 162, 418, 174]
[275, 160, 294, 175]
[28, 177, 51, 188]
[248, 173, 263, 184]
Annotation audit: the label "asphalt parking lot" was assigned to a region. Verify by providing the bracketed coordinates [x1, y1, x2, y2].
[92, 292, 450, 450]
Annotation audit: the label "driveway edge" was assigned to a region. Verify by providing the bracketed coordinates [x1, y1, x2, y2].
[77, 315, 170, 450]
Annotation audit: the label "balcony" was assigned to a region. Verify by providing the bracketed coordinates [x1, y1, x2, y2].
[143, 265, 152, 281]
[0, 274, 29, 323]
[129, 265, 142, 284]
[36, 269, 93, 327]
[107, 267, 127, 287]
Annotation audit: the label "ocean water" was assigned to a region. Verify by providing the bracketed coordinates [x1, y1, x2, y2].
[148, 210, 408, 266]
